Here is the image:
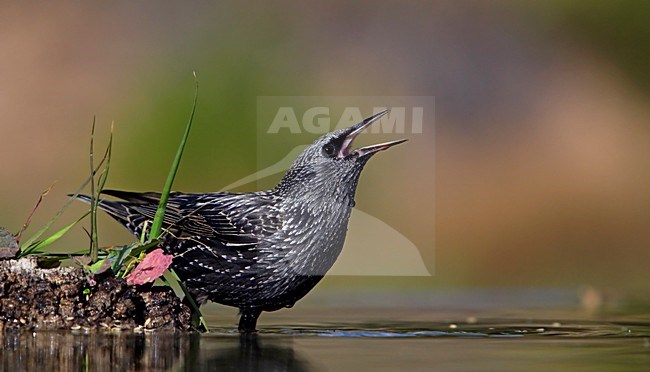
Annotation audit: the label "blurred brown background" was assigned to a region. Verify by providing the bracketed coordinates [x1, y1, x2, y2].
[1, 1, 649, 300]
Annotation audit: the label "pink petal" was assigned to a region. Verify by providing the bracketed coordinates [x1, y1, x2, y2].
[126, 248, 173, 285]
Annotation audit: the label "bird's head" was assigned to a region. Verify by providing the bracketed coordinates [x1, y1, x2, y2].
[274, 110, 407, 204]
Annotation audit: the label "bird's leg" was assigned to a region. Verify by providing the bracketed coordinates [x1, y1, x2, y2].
[238, 308, 262, 333]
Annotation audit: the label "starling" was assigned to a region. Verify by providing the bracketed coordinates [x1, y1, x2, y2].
[78, 110, 406, 332]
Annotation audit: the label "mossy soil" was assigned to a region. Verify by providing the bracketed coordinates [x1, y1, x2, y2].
[0, 257, 192, 331]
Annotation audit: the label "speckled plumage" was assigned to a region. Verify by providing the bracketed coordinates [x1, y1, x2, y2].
[81, 110, 406, 332]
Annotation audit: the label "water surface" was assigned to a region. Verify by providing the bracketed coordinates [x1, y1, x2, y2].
[3, 307, 650, 371]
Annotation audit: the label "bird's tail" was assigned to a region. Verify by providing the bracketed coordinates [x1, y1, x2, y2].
[71, 194, 147, 238]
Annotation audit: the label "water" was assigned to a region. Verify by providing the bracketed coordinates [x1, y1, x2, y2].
[2, 324, 649, 371]
[3, 309, 650, 371]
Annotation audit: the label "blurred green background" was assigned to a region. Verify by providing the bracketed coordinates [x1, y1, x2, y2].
[1, 1, 649, 307]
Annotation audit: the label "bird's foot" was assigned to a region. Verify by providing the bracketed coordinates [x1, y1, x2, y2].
[238, 308, 262, 333]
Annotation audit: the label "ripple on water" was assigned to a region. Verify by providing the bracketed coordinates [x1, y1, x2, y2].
[215, 319, 650, 339]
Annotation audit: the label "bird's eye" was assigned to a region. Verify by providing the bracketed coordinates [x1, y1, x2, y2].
[322, 143, 337, 157]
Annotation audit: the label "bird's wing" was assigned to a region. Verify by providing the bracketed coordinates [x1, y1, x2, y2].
[100, 189, 283, 249]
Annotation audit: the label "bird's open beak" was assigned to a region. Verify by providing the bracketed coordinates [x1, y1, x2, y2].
[339, 109, 408, 158]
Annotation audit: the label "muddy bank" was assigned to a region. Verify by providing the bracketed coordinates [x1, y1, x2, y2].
[0, 257, 192, 331]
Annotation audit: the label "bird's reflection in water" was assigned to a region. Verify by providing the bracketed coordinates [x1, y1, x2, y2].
[1, 330, 310, 371]
[187, 333, 311, 371]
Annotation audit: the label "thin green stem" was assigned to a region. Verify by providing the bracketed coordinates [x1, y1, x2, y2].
[89, 117, 97, 262]
[91, 123, 113, 262]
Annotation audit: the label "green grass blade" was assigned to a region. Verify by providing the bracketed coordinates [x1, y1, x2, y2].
[89, 117, 97, 260]
[163, 269, 208, 331]
[111, 238, 160, 274]
[149, 73, 199, 239]
[21, 211, 91, 255]
[90, 122, 113, 262]
[20, 128, 112, 252]
[147, 74, 207, 330]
